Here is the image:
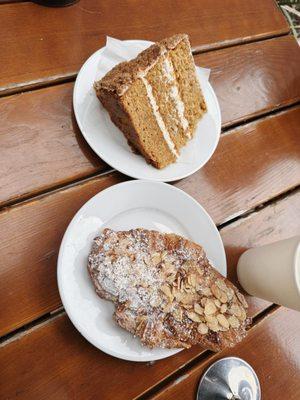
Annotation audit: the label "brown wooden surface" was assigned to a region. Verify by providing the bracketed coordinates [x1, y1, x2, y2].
[197, 35, 300, 127]
[176, 106, 300, 225]
[0, 0, 288, 95]
[1, 36, 300, 208]
[151, 307, 300, 400]
[0, 190, 299, 400]
[1, 107, 300, 336]
[0, 84, 107, 206]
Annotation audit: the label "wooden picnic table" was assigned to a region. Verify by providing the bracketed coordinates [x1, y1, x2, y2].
[0, 1, 300, 399]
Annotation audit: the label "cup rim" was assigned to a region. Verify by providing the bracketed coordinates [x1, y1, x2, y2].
[293, 240, 300, 298]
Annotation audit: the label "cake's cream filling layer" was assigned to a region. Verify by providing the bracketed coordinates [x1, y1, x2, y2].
[141, 76, 179, 158]
[162, 58, 190, 136]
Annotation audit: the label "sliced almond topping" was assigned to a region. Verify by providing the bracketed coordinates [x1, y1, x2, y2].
[194, 303, 204, 315]
[211, 284, 228, 303]
[214, 299, 221, 308]
[186, 311, 202, 323]
[151, 252, 161, 265]
[176, 276, 182, 290]
[215, 279, 228, 292]
[182, 260, 193, 270]
[238, 307, 247, 322]
[220, 327, 228, 332]
[220, 304, 227, 314]
[202, 287, 212, 296]
[182, 304, 193, 310]
[185, 284, 196, 294]
[228, 315, 240, 328]
[207, 320, 220, 332]
[205, 315, 217, 323]
[201, 297, 208, 307]
[198, 323, 209, 335]
[166, 272, 176, 284]
[173, 307, 183, 322]
[174, 289, 183, 302]
[161, 284, 174, 301]
[162, 302, 172, 313]
[220, 292, 228, 304]
[237, 292, 249, 308]
[164, 260, 175, 272]
[161, 250, 168, 260]
[180, 293, 198, 304]
[217, 314, 229, 329]
[183, 284, 192, 293]
[211, 283, 221, 297]
[189, 274, 197, 287]
[136, 316, 147, 332]
[204, 300, 217, 316]
[226, 288, 235, 301]
[228, 304, 242, 317]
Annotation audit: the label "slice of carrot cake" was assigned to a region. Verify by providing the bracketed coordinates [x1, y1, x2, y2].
[94, 34, 207, 169]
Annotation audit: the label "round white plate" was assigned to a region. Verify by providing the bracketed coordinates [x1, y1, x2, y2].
[57, 180, 226, 362]
[73, 40, 221, 182]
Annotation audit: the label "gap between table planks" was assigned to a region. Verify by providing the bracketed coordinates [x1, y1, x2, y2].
[1, 105, 300, 337]
[1, 190, 299, 400]
[1, 35, 300, 208]
[0, 2, 296, 394]
[0, 0, 289, 95]
[149, 307, 300, 400]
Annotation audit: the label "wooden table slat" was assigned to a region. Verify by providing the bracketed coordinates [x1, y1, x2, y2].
[176, 106, 300, 225]
[0, 0, 289, 95]
[1, 36, 300, 208]
[150, 307, 300, 400]
[1, 191, 299, 400]
[197, 35, 300, 128]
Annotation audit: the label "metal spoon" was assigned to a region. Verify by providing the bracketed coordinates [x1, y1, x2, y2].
[197, 357, 261, 400]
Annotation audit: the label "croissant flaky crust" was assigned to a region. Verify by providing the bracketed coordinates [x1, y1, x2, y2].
[88, 228, 250, 351]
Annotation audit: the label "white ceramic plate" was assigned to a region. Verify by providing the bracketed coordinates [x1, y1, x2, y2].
[73, 40, 221, 182]
[57, 180, 226, 362]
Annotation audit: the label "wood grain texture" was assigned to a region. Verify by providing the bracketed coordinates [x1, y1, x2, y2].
[151, 307, 300, 400]
[0, 84, 106, 206]
[0, 0, 288, 94]
[0, 192, 299, 400]
[1, 38, 300, 207]
[196, 35, 300, 127]
[176, 106, 300, 225]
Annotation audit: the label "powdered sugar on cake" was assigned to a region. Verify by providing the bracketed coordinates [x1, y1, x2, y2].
[89, 229, 176, 310]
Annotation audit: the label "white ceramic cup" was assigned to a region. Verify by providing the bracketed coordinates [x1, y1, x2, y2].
[237, 235, 300, 311]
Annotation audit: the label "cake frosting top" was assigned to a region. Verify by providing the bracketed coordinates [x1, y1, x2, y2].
[94, 34, 189, 96]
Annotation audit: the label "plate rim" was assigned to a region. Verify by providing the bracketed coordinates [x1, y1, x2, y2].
[73, 40, 221, 182]
[57, 180, 227, 362]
